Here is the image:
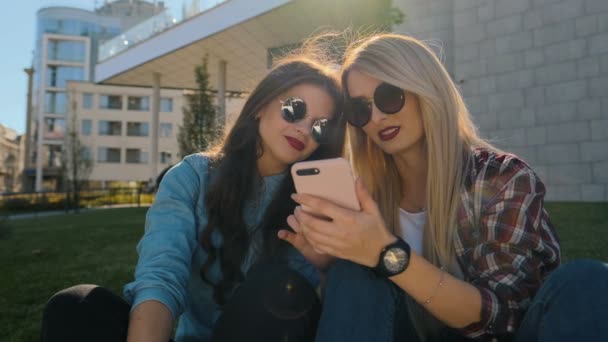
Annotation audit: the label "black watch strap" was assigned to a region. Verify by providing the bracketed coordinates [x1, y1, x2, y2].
[373, 236, 411, 278]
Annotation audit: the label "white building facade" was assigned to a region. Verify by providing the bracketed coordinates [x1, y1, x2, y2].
[66, 81, 184, 187]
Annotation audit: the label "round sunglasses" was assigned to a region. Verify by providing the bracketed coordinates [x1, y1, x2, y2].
[280, 97, 331, 144]
[345, 82, 405, 127]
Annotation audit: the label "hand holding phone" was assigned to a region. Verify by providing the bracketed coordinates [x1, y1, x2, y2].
[291, 158, 360, 215]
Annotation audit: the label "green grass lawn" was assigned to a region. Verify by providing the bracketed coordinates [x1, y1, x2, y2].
[0, 208, 147, 342]
[1, 203, 607, 341]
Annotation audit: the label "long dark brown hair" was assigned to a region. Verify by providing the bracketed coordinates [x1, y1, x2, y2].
[199, 50, 346, 305]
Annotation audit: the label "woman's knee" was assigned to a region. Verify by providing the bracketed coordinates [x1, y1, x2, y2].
[44, 284, 100, 317]
[539, 259, 608, 302]
[548, 259, 608, 285]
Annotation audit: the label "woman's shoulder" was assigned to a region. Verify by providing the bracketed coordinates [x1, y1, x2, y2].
[157, 153, 215, 192]
[467, 147, 542, 193]
[181, 152, 212, 171]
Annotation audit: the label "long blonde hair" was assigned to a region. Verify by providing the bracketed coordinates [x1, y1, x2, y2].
[342, 33, 496, 268]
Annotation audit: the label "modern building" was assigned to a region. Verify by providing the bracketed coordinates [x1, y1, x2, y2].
[95, 0, 608, 201]
[0, 124, 23, 193]
[64, 81, 245, 188]
[25, 1, 165, 192]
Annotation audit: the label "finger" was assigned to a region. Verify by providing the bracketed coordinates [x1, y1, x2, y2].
[294, 207, 343, 239]
[291, 193, 357, 222]
[287, 214, 302, 233]
[355, 177, 379, 213]
[312, 243, 338, 257]
[277, 229, 301, 247]
[301, 226, 346, 251]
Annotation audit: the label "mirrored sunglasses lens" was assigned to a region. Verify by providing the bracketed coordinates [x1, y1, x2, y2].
[311, 119, 329, 143]
[281, 97, 307, 123]
[347, 98, 372, 127]
[374, 83, 405, 114]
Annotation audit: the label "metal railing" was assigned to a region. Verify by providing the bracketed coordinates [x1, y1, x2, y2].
[98, 0, 229, 62]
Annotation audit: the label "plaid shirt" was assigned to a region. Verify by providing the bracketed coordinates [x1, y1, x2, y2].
[454, 148, 561, 340]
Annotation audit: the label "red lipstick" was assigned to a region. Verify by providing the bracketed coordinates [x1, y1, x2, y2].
[378, 126, 400, 141]
[285, 136, 305, 151]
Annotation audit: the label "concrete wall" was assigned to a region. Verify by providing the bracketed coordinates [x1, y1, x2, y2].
[394, 0, 608, 201]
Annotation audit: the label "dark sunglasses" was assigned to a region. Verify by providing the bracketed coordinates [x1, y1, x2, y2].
[280, 97, 331, 144]
[345, 82, 405, 127]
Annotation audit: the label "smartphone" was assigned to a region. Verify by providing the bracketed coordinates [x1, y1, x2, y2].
[291, 157, 360, 213]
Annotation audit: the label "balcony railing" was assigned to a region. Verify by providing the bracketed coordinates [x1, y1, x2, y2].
[98, 0, 229, 62]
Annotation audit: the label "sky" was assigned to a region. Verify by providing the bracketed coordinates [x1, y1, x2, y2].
[0, 0, 186, 135]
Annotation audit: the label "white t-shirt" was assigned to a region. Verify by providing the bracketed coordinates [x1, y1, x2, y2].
[398, 208, 426, 255]
[398, 208, 464, 279]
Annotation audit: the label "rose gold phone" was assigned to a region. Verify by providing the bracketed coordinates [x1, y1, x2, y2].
[291, 157, 360, 212]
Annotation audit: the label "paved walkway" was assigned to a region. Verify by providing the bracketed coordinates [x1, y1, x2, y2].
[5, 203, 151, 220]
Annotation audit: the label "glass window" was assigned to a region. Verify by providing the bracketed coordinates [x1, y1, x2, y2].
[81, 119, 92, 136]
[44, 91, 68, 114]
[83, 93, 93, 109]
[81, 146, 92, 161]
[159, 123, 172, 137]
[160, 97, 173, 112]
[99, 95, 123, 110]
[127, 122, 149, 137]
[97, 147, 121, 163]
[48, 40, 85, 62]
[39, 18, 60, 35]
[46, 66, 84, 88]
[128, 96, 150, 111]
[44, 145, 63, 167]
[43, 118, 66, 140]
[98, 121, 122, 136]
[160, 151, 172, 164]
[126, 149, 149, 164]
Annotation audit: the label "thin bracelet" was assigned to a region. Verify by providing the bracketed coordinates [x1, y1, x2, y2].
[423, 267, 445, 305]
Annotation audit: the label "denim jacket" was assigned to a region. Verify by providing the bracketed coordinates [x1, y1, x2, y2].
[123, 153, 319, 341]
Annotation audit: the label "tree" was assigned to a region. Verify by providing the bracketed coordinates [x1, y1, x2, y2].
[62, 94, 92, 213]
[375, 0, 405, 29]
[178, 55, 221, 157]
[3, 153, 16, 193]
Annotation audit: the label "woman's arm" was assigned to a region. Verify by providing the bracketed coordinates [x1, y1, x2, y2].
[291, 179, 482, 328]
[292, 166, 560, 337]
[123, 156, 204, 339]
[388, 248, 482, 328]
[127, 300, 173, 342]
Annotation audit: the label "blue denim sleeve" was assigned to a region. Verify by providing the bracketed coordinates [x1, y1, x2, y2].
[286, 247, 321, 288]
[123, 157, 203, 320]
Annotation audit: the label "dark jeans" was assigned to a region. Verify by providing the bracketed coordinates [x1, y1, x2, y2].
[315, 259, 608, 342]
[41, 263, 321, 342]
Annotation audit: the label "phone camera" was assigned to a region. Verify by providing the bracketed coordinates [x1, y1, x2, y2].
[296, 168, 320, 176]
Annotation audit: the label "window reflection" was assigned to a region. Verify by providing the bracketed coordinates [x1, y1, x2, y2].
[98, 147, 121, 163]
[43, 118, 66, 140]
[46, 66, 84, 88]
[44, 92, 68, 114]
[128, 96, 150, 111]
[127, 122, 149, 136]
[100, 95, 123, 110]
[48, 40, 85, 62]
[98, 121, 122, 136]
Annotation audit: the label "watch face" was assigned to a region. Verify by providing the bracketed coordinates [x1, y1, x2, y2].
[383, 247, 408, 274]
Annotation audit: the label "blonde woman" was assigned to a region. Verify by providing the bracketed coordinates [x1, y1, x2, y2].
[280, 33, 608, 341]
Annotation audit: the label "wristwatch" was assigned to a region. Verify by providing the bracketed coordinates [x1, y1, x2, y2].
[373, 236, 411, 277]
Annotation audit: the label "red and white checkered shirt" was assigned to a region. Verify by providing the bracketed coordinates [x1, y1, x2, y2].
[455, 148, 561, 340]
